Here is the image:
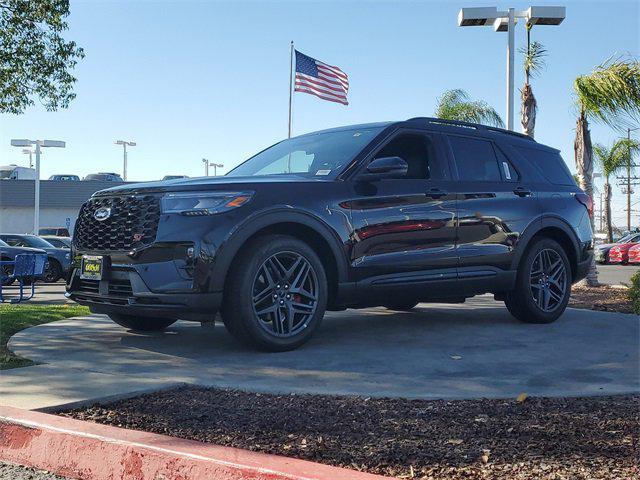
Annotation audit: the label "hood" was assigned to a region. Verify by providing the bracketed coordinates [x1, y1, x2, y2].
[95, 175, 332, 196]
[0, 245, 47, 255]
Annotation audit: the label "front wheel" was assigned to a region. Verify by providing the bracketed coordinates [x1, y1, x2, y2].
[221, 235, 328, 352]
[42, 260, 62, 283]
[108, 314, 177, 332]
[505, 238, 571, 324]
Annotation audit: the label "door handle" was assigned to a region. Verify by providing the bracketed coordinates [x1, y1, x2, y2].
[513, 186, 532, 197]
[426, 188, 447, 198]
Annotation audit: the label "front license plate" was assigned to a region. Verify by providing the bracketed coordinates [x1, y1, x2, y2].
[81, 255, 104, 280]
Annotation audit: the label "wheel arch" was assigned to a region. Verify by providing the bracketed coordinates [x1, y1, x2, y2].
[211, 210, 348, 305]
[512, 216, 580, 280]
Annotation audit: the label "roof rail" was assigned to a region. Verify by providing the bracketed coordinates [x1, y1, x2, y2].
[405, 117, 535, 141]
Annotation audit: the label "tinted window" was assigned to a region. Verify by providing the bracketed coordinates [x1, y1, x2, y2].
[373, 133, 437, 179]
[494, 146, 519, 182]
[518, 147, 575, 186]
[449, 136, 501, 181]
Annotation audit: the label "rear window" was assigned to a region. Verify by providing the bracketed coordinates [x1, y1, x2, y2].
[518, 147, 575, 186]
[448, 136, 501, 181]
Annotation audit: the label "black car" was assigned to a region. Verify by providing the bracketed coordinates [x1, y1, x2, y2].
[67, 118, 593, 351]
[0, 234, 71, 283]
[0, 239, 47, 286]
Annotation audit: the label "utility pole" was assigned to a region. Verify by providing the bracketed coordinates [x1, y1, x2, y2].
[618, 127, 640, 231]
[599, 193, 604, 232]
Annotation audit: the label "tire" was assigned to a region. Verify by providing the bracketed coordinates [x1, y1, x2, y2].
[108, 314, 177, 332]
[42, 259, 62, 283]
[221, 234, 328, 352]
[1, 264, 15, 286]
[385, 302, 419, 311]
[505, 237, 571, 324]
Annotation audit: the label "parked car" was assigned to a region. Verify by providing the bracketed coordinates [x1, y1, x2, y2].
[0, 234, 71, 283]
[0, 165, 36, 180]
[162, 175, 189, 181]
[39, 227, 71, 237]
[67, 117, 593, 351]
[594, 232, 640, 264]
[0, 239, 48, 286]
[608, 241, 639, 264]
[41, 236, 72, 249]
[627, 244, 640, 264]
[49, 174, 80, 181]
[84, 173, 124, 182]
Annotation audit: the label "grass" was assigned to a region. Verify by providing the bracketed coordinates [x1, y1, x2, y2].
[0, 304, 89, 369]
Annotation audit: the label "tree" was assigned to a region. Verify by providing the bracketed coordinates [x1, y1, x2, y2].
[593, 139, 640, 243]
[0, 0, 85, 114]
[519, 23, 547, 138]
[573, 56, 640, 286]
[434, 89, 504, 127]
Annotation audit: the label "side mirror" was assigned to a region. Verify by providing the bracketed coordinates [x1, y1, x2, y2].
[359, 156, 408, 181]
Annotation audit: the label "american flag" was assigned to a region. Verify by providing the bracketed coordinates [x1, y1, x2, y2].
[294, 50, 349, 105]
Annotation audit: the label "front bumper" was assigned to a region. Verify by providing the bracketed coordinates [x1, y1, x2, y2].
[66, 266, 221, 320]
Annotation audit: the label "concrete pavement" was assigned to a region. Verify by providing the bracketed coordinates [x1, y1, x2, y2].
[4, 295, 638, 410]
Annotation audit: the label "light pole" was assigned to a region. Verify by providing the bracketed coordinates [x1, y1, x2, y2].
[22, 148, 34, 168]
[458, 6, 566, 131]
[202, 158, 209, 176]
[10, 139, 66, 234]
[115, 140, 136, 181]
[210, 163, 224, 176]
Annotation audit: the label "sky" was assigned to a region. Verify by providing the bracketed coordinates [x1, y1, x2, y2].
[1, 0, 639, 226]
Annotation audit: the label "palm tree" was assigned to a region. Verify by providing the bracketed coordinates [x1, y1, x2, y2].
[519, 23, 547, 138]
[435, 89, 504, 127]
[593, 139, 640, 243]
[573, 56, 640, 286]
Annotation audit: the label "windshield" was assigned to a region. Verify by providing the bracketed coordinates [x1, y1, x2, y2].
[227, 127, 384, 178]
[0, 240, 8, 247]
[24, 236, 55, 248]
[0, 169, 13, 179]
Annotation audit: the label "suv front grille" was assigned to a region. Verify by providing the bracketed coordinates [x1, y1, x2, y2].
[74, 195, 161, 251]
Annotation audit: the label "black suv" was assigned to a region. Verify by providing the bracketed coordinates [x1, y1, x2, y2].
[67, 118, 593, 351]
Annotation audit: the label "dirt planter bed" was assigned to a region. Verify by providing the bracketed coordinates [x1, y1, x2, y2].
[59, 386, 639, 480]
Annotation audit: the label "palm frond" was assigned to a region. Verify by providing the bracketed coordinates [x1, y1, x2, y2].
[592, 138, 640, 178]
[574, 56, 640, 129]
[520, 41, 547, 79]
[435, 89, 504, 127]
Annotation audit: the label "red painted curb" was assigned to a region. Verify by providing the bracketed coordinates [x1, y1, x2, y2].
[0, 406, 391, 480]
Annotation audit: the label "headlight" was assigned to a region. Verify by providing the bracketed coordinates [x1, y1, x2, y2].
[65, 252, 71, 260]
[161, 191, 253, 216]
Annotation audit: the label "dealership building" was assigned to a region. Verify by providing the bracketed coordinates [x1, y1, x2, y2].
[0, 180, 124, 235]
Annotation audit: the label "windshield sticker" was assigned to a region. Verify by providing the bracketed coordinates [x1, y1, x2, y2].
[316, 169, 331, 176]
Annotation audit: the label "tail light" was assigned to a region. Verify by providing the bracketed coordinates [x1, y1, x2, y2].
[575, 193, 593, 217]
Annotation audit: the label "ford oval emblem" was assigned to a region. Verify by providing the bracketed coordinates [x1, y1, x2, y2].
[94, 206, 112, 221]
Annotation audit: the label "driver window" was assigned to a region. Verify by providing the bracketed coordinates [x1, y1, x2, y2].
[373, 133, 433, 179]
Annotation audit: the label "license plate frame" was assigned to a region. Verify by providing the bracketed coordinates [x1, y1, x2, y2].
[80, 255, 104, 280]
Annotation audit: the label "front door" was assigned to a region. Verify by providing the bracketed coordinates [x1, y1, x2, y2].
[347, 130, 458, 297]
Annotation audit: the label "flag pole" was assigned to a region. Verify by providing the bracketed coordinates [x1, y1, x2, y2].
[288, 41, 294, 138]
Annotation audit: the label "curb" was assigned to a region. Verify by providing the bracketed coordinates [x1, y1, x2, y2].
[0, 406, 390, 480]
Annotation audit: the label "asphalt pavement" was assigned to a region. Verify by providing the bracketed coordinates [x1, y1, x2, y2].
[0, 462, 69, 480]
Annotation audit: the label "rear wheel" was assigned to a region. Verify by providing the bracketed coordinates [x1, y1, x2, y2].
[108, 314, 177, 332]
[385, 302, 419, 311]
[221, 235, 328, 352]
[505, 238, 571, 324]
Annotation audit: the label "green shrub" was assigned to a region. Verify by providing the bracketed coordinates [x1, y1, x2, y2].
[629, 271, 640, 315]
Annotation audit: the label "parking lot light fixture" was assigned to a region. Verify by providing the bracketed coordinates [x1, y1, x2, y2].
[458, 5, 566, 131]
[210, 163, 224, 176]
[10, 138, 66, 234]
[22, 148, 34, 168]
[114, 140, 136, 181]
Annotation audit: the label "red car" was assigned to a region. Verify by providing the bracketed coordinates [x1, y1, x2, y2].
[628, 244, 640, 264]
[608, 242, 639, 264]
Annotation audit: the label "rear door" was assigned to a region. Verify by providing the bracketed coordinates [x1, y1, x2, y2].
[348, 129, 458, 287]
[445, 134, 540, 282]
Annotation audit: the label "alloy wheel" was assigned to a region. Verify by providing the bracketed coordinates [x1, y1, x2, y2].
[529, 248, 567, 313]
[251, 251, 318, 337]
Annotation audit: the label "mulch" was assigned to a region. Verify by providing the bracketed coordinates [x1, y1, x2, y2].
[59, 387, 639, 479]
[569, 285, 635, 314]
